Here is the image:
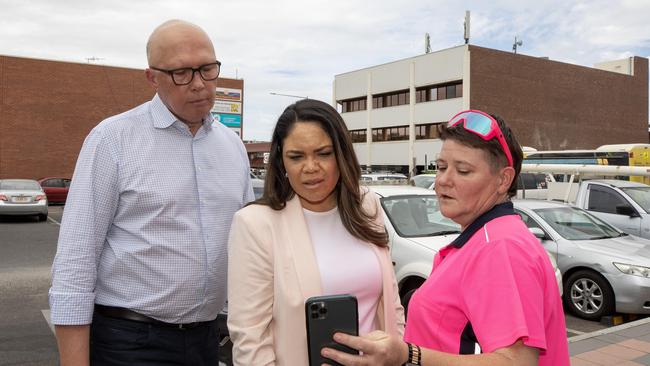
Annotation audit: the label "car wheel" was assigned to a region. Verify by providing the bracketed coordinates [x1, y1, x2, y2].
[563, 270, 614, 320]
[38, 214, 47, 222]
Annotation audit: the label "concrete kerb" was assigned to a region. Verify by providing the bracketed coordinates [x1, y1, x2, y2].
[567, 316, 650, 343]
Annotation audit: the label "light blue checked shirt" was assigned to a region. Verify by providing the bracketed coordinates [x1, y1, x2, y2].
[49, 94, 254, 325]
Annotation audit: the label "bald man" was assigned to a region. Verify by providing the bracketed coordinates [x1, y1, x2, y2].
[49, 20, 254, 366]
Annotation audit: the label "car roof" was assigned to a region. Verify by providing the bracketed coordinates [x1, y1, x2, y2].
[38, 177, 70, 181]
[362, 173, 407, 177]
[512, 199, 573, 210]
[587, 179, 649, 188]
[368, 185, 435, 198]
[0, 179, 40, 183]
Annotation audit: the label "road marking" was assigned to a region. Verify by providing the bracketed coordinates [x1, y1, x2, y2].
[566, 328, 585, 335]
[48, 216, 61, 226]
[42, 309, 55, 334]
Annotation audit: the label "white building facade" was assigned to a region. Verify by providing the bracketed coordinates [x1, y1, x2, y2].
[333, 44, 648, 175]
[334, 45, 470, 175]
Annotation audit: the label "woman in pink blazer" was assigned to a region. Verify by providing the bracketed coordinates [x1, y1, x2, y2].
[227, 99, 405, 365]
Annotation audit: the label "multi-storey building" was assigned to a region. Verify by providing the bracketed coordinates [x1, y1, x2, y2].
[334, 45, 648, 174]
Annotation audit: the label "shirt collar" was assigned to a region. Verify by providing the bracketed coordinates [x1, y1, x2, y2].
[150, 94, 214, 131]
[449, 201, 515, 248]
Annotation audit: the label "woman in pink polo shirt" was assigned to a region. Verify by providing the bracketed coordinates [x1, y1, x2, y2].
[323, 110, 570, 366]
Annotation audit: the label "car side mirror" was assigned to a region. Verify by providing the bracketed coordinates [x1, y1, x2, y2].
[616, 205, 639, 217]
[529, 227, 547, 240]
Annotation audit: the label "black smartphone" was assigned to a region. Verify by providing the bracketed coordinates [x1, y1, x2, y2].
[305, 294, 359, 366]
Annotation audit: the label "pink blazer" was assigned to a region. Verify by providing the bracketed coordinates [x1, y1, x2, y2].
[227, 190, 405, 366]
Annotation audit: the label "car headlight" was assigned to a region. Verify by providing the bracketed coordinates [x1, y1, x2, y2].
[613, 262, 650, 277]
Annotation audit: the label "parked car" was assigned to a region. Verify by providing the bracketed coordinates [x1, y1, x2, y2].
[250, 173, 264, 199]
[361, 173, 408, 182]
[410, 173, 436, 189]
[38, 177, 71, 204]
[370, 186, 562, 313]
[0, 179, 48, 221]
[514, 199, 650, 320]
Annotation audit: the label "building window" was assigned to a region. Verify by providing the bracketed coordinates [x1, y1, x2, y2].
[415, 80, 463, 103]
[437, 86, 447, 100]
[371, 125, 409, 142]
[339, 97, 367, 113]
[416, 89, 426, 103]
[372, 95, 383, 108]
[415, 123, 443, 140]
[446, 85, 456, 99]
[349, 129, 367, 143]
[372, 90, 409, 109]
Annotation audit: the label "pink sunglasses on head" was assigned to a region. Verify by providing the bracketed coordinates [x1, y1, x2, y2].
[447, 109, 514, 167]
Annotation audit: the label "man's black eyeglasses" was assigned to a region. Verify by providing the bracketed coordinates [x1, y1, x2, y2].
[149, 61, 221, 86]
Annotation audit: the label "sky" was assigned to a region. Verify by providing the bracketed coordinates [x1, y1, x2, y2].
[1, 0, 649, 141]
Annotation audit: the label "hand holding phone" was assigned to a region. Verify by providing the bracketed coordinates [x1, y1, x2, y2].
[305, 294, 359, 366]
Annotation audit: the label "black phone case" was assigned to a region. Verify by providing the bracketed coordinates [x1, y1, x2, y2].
[305, 294, 359, 366]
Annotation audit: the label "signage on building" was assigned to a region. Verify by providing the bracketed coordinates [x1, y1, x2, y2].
[215, 87, 242, 101]
[212, 113, 241, 127]
[212, 100, 242, 114]
[263, 152, 270, 164]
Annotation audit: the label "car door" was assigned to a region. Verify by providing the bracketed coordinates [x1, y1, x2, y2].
[585, 185, 642, 236]
[42, 178, 64, 202]
[62, 178, 72, 202]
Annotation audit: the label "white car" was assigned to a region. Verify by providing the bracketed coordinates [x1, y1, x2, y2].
[370, 185, 562, 312]
[410, 174, 436, 190]
[250, 172, 264, 199]
[0, 179, 48, 221]
[361, 173, 408, 182]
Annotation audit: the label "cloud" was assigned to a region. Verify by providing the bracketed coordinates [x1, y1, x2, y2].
[0, 0, 648, 140]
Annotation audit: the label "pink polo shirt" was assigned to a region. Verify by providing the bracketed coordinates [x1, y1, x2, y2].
[404, 212, 569, 365]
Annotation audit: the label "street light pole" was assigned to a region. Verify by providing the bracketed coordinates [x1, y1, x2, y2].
[269, 92, 308, 99]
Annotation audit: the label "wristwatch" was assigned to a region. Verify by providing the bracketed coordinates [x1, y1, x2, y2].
[406, 342, 421, 365]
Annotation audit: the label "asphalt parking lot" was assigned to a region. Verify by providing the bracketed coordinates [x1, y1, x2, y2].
[0, 205, 631, 364]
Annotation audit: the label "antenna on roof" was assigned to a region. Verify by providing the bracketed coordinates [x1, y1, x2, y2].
[464, 11, 471, 44]
[425, 33, 431, 53]
[512, 36, 523, 54]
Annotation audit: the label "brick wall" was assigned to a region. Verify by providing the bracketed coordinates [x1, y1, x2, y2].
[469, 46, 648, 150]
[0, 55, 243, 179]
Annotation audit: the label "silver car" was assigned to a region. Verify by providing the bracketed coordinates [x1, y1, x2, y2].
[514, 199, 650, 320]
[0, 179, 48, 221]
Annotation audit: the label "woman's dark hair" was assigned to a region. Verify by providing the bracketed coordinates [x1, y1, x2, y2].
[439, 113, 523, 198]
[255, 99, 388, 247]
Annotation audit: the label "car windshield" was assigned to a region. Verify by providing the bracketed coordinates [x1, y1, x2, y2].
[0, 180, 41, 190]
[621, 186, 650, 213]
[533, 206, 621, 240]
[412, 175, 435, 188]
[381, 195, 460, 237]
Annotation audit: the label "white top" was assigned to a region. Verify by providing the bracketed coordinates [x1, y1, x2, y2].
[303, 206, 382, 335]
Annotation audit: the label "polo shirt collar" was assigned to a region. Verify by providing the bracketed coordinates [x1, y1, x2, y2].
[450, 201, 515, 248]
[150, 94, 214, 131]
